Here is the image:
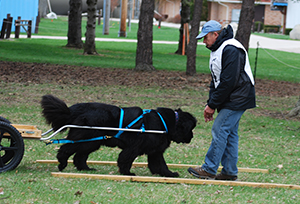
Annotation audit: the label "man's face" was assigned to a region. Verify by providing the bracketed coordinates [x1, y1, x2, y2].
[203, 32, 219, 48]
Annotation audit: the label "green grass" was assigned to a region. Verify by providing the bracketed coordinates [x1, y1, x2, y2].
[1, 16, 300, 203]
[1, 16, 299, 204]
[0, 38, 210, 72]
[37, 16, 181, 42]
[1, 37, 299, 82]
[1, 16, 299, 82]
[0, 82, 299, 203]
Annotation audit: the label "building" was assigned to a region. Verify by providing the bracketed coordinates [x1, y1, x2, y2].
[155, 0, 181, 19]
[207, 0, 283, 27]
[157, 0, 299, 31]
[286, 0, 300, 29]
[0, 0, 39, 33]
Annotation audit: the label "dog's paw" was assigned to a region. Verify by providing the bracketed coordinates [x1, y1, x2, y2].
[123, 172, 136, 176]
[171, 172, 180, 177]
[164, 171, 179, 177]
[58, 163, 67, 171]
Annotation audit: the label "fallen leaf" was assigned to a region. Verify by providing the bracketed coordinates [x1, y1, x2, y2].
[74, 191, 83, 196]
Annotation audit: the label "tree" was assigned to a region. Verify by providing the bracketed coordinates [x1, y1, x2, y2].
[39, 0, 48, 18]
[134, 0, 155, 71]
[66, 0, 83, 49]
[186, 0, 203, 76]
[175, 0, 191, 55]
[235, 0, 255, 51]
[84, 0, 98, 54]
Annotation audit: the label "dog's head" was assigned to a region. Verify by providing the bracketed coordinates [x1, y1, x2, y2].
[172, 109, 197, 144]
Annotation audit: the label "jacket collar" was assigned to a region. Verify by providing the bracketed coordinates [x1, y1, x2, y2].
[208, 25, 234, 52]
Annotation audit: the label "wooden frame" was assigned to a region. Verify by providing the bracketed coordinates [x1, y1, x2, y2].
[51, 172, 300, 190]
[36, 160, 269, 174]
[12, 124, 42, 139]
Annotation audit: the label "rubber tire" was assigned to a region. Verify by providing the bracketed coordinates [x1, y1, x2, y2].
[0, 116, 11, 124]
[0, 121, 24, 173]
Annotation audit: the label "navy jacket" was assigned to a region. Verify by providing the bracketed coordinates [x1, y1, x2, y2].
[207, 26, 256, 112]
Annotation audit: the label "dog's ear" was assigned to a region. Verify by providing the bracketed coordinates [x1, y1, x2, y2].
[172, 111, 197, 143]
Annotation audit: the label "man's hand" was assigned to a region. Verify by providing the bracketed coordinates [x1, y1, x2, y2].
[204, 105, 215, 122]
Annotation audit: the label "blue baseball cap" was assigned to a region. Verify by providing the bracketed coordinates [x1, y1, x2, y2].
[196, 20, 222, 39]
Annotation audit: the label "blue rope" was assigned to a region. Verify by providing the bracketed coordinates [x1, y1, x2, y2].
[46, 109, 168, 145]
[156, 112, 168, 133]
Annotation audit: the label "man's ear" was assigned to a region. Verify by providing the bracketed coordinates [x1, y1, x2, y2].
[213, 31, 219, 39]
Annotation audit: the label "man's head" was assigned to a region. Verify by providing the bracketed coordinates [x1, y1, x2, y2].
[196, 20, 222, 48]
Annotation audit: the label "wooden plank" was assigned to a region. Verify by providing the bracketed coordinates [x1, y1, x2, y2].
[11, 124, 41, 139]
[51, 172, 300, 190]
[36, 160, 269, 174]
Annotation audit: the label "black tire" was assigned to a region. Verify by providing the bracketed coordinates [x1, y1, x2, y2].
[0, 121, 24, 173]
[0, 116, 11, 124]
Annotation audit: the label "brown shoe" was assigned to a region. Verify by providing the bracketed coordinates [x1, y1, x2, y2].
[187, 166, 215, 179]
[215, 173, 237, 181]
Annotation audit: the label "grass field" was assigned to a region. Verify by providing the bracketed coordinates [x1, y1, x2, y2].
[0, 17, 300, 203]
[0, 82, 299, 203]
[1, 17, 300, 83]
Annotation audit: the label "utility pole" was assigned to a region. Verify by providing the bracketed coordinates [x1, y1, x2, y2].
[119, 0, 128, 37]
[103, 0, 110, 35]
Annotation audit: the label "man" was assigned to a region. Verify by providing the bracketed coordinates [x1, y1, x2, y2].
[187, 20, 256, 180]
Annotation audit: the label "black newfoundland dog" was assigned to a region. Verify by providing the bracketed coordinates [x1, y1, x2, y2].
[41, 94, 197, 177]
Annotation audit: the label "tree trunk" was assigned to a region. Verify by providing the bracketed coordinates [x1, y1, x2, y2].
[66, 0, 83, 49]
[84, 0, 98, 54]
[175, 0, 191, 55]
[134, 0, 155, 71]
[287, 97, 300, 118]
[186, 0, 203, 76]
[39, 0, 48, 18]
[235, 0, 255, 52]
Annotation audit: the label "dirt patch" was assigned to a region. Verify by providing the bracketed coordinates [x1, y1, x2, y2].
[1, 61, 299, 98]
[2, 61, 300, 121]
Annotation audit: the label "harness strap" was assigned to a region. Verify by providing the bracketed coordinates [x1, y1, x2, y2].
[48, 136, 109, 145]
[114, 108, 125, 138]
[175, 111, 179, 124]
[156, 111, 168, 133]
[46, 109, 169, 145]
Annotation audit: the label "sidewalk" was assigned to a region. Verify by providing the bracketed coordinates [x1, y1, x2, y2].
[249, 35, 300, 53]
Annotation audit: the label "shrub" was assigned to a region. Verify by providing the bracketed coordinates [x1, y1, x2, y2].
[254, 21, 264, 32]
[264, 25, 280, 33]
[285, 28, 292, 35]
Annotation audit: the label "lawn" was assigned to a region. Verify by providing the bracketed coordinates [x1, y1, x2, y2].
[36, 16, 181, 42]
[0, 17, 299, 203]
[0, 82, 299, 203]
[1, 17, 299, 83]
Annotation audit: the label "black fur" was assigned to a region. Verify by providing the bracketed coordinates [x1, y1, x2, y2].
[41, 94, 197, 177]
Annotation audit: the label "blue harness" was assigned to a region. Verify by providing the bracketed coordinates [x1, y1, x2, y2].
[48, 109, 168, 145]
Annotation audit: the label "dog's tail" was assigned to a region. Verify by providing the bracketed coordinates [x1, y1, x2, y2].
[41, 94, 71, 131]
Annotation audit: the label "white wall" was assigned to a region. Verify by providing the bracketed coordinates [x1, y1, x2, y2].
[286, 0, 300, 28]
